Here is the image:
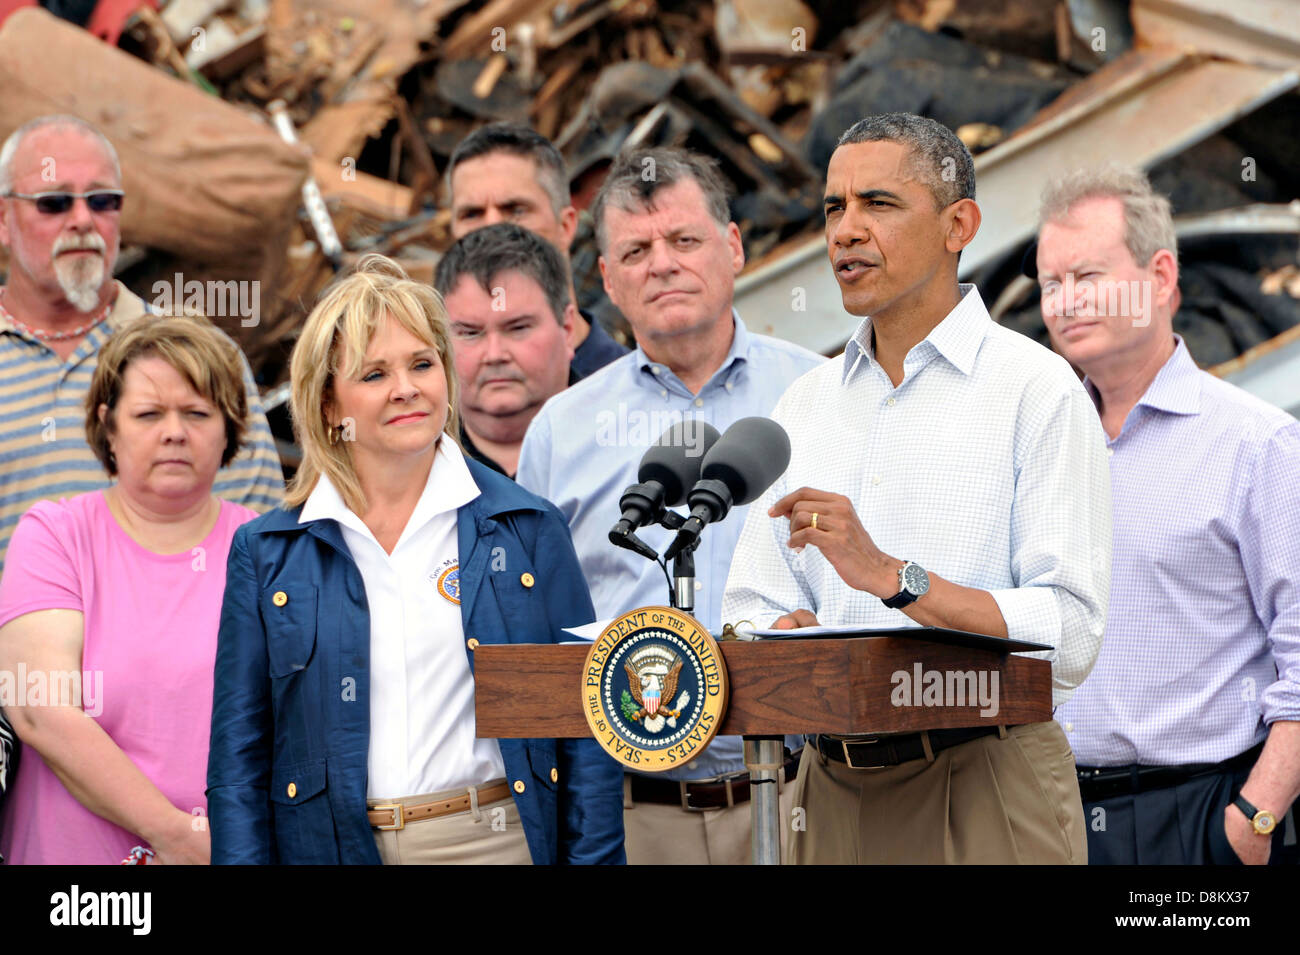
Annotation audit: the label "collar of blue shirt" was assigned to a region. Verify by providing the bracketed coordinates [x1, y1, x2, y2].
[631, 308, 752, 397]
[1083, 334, 1201, 418]
[841, 283, 989, 385]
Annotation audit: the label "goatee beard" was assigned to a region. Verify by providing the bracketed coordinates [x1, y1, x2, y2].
[54, 253, 105, 313]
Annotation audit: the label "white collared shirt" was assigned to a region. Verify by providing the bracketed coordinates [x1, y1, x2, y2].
[300, 438, 505, 798]
[722, 285, 1112, 707]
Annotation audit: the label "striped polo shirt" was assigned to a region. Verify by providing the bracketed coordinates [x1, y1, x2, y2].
[0, 281, 285, 572]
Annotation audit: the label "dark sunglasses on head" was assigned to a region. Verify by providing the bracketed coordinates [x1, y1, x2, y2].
[4, 190, 125, 215]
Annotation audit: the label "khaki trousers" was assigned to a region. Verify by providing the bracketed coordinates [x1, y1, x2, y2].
[623, 771, 795, 865]
[788, 721, 1087, 864]
[370, 781, 533, 865]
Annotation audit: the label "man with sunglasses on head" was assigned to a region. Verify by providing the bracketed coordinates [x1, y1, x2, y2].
[0, 115, 285, 575]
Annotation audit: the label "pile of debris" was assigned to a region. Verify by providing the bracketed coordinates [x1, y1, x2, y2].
[0, 1, 1067, 375]
[0, 0, 1296, 417]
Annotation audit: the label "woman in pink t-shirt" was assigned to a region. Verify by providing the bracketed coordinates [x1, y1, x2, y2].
[0, 314, 266, 864]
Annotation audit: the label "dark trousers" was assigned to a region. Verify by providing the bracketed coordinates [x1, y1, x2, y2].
[1082, 762, 1298, 865]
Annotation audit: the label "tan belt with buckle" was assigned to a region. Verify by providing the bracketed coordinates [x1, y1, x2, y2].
[367, 781, 513, 831]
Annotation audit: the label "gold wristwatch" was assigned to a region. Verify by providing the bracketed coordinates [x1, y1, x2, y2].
[1232, 794, 1277, 835]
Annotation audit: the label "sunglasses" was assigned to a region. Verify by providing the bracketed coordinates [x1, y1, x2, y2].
[4, 190, 125, 215]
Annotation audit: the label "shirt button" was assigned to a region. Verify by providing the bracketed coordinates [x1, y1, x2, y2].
[887, 397, 896, 406]
[1106, 447, 1114, 457]
[651, 366, 661, 375]
[661, 389, 667, 398]
[520, 572, 535, 588]
[513, 780, 526, 794]
[550, 767, 558, 783]
[466, 637, 480, 651]
[694, 398, 703, 407]
[695, 581, 703, 591]
[725, 382, 733, 392]
[287, 782, 297, 798]
[871, 475, 881, 486]
[272, 591, 288, 607]
[1064, 722, 1074, 732]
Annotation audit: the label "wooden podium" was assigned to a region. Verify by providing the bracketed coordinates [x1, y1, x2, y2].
[475, 629, 1053, 863]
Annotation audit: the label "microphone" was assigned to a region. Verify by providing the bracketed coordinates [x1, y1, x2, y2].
[609, 420, 721, 559]
[663, 417, 791, 560]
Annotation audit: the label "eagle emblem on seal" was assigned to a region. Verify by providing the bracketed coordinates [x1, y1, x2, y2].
[620, 645, 690, 733]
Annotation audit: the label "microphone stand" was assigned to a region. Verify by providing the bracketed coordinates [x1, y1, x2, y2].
[647, 511, 695, 612]
[664, 518, 782, 866]
[610, 505, 782, 864]
[613, 508, 693, 611]
[670, 539, 696, 613]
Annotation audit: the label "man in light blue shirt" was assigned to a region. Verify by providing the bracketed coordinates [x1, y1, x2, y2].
[517, 146, 823, 864]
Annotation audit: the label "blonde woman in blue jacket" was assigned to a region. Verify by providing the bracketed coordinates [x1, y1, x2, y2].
[206, 255, 624, 864]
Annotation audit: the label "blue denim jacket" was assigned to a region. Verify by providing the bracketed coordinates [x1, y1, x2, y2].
[206, 459, 625, 864]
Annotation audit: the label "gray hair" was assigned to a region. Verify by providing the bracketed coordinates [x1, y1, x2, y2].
[590, 146, 732, 254]
[835, 113, 975, 209]
[434, 222, 572, 323]
[447, 122, 569, 217]
[1038, 164, 1177, 266]
[0, 115, 121, 194]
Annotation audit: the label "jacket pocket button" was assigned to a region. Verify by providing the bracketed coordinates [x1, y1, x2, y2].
[513, 780, 526, 794]
[466, 638, 479, 651]
[272, 591, 288, 607]
[550, 767, 558, 783]
[520, 572, 535, 588]
[287, 782, 297, 798]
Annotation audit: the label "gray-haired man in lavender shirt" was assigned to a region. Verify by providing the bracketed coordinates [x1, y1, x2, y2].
[1036, 164, 1300, 866]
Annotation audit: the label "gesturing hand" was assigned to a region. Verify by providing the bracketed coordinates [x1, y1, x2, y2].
[769, 486, 896, 597]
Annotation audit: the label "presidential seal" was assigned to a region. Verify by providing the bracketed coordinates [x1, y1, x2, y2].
[582, 606, 728, 772]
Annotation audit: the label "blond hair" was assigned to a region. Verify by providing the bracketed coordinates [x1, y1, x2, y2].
[1038, 164, 1177, 266]
[285, 253, 459, 514]
[85, 313, 248, 476]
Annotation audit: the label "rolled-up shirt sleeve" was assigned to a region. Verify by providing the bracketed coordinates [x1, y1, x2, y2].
[724, 290, 1110, 715]
[1242, 422, 1300, 726]
[988, 377, 1111, 700]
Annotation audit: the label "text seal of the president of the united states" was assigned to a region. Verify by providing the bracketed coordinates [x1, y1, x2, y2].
[581, 606, 728, 772]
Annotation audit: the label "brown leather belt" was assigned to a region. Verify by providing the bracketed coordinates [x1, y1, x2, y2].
[629, 751, 801, 811]
[367, 781, 513, 831]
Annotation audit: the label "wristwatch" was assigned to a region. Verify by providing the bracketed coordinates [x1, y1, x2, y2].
[1232, 794, 1277, 836]
[882, 561, 930, 609]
